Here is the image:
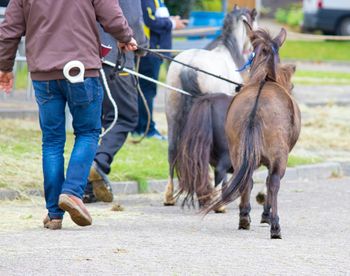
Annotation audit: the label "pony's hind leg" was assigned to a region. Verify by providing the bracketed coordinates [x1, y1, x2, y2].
[213, 167, 228, 213]
[197, 179, 214, 209]
[164, 141, 176, 206]
[164, 176, 176, 206]
[261, 176, 271, 224]
[238, 177, 253, 230]
[268, 172, 282, 239]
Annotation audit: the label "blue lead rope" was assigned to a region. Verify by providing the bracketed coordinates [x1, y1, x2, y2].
[236, 52, 256, 72]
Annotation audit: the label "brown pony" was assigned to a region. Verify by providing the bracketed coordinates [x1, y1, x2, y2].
[208, 27, 301, 239]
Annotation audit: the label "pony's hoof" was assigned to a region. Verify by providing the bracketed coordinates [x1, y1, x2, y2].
[163, 200, 176, 206]
[256, 192, 266, 205]
[214, 206, 226, 213]
[270, 226, 282, 239]
[238, 216, 251, 230]
[260, 214, 270, 224]
[270, 232, 282, 239]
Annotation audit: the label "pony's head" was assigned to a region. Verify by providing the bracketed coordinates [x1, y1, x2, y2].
[245, 26, 287, 84]
[222, 5, 258, 58]
[276, 64, 296, 93]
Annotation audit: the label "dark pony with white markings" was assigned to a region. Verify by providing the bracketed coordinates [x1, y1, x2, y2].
[164, 6, 257, 206]
[175, 93, 233, 210]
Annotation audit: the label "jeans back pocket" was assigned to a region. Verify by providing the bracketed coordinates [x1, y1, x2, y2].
[67, 78, 99, 107]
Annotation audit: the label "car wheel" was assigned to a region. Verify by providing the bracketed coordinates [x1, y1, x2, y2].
[337, 17, 350, 36]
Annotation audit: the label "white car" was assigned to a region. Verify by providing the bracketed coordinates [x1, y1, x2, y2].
[302, 0, 350, 35]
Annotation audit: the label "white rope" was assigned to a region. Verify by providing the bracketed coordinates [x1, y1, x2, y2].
[147, 49, 184, 53]
[102, 60, 192, 96]
[99, 68, 118, 138]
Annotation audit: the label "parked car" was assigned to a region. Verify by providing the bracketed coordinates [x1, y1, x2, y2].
[0, 0, 9, 7]
[302, 0, 350, 35]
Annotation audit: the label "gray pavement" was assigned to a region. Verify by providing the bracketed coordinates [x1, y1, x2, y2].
[0, 177, 349, 275]
[293, 60, 350, 73]
[155, 84, 350, 112]
[293, 85, 350, 106]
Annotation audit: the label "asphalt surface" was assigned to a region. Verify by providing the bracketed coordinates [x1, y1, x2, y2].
[0, 177, 349, 275]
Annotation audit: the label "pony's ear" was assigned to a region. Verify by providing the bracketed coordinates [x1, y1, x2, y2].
[274, 28, 287, 48]
[233, 4, 239, 11]
[250, 8, 258, 21]
[243, 19, 253, 37]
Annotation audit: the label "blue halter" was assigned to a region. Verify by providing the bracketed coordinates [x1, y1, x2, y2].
[271, 45, 278, 55]
[236, 52, 256, 72]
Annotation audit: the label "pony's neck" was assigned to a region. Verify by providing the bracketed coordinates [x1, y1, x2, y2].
[212, 29, 246, 68]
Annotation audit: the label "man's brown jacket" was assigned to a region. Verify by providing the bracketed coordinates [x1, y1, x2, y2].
[0, 0, 133, 80]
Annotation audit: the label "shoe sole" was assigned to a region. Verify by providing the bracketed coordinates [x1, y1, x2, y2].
[92, 180, 113, 202]
[59, 195, 92, 226]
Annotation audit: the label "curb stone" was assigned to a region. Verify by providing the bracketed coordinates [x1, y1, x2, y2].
[145, 162, 345, 192]
[0, 162, 347, 201]
[110, 181, 138, 194]
[339, 162, 350, 176]
[253, 162, 342, 183]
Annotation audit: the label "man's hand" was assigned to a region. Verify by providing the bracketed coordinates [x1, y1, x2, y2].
[119, 37, 138, 53]
[171, 16, 189, 30]
[0, 71, 14, 94]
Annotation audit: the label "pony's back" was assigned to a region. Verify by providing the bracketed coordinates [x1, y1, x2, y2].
[225, 82, 301, 172]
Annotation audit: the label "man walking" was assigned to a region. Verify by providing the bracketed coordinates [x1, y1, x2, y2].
[83, 0, 148, 203]
[0, 0, 137, 229]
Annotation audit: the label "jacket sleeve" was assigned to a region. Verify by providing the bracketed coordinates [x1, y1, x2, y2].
[0, 0, 26, 72]
[142, 0, 172, 34]
[93, 0, 133, 43]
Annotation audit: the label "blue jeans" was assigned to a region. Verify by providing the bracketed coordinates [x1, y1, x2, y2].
[33, 78, 103, 219]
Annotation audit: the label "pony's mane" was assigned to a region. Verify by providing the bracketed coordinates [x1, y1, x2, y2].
[248, 29, 280, 85]
[205, 8, 253, 68]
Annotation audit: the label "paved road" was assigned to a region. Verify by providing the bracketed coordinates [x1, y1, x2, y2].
[0, 178, 349, 275]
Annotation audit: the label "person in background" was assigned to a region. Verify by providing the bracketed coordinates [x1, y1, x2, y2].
[0, 0, 137, 229]
[133, 0, 188, 140]
[83, 0, 148, 204]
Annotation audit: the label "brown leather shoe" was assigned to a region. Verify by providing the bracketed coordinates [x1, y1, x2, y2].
[88, 162, 114, 202]
[58, 194, 92, 226]
[92, 180, 113, 203]
[43, 215, 62, 230]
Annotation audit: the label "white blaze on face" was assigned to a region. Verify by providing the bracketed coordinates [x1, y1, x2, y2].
[236, 15, 253, 59]
[252, 19, 259, 30]
[234, 17, 246, 54]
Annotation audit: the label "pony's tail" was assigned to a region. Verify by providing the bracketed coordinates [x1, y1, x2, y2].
[170, 68, 202, 174]
[176, 96, 213, 208]
[207, 82, 265, 213]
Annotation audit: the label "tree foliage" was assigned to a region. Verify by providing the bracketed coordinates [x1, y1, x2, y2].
[164, 0, 196, 17]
